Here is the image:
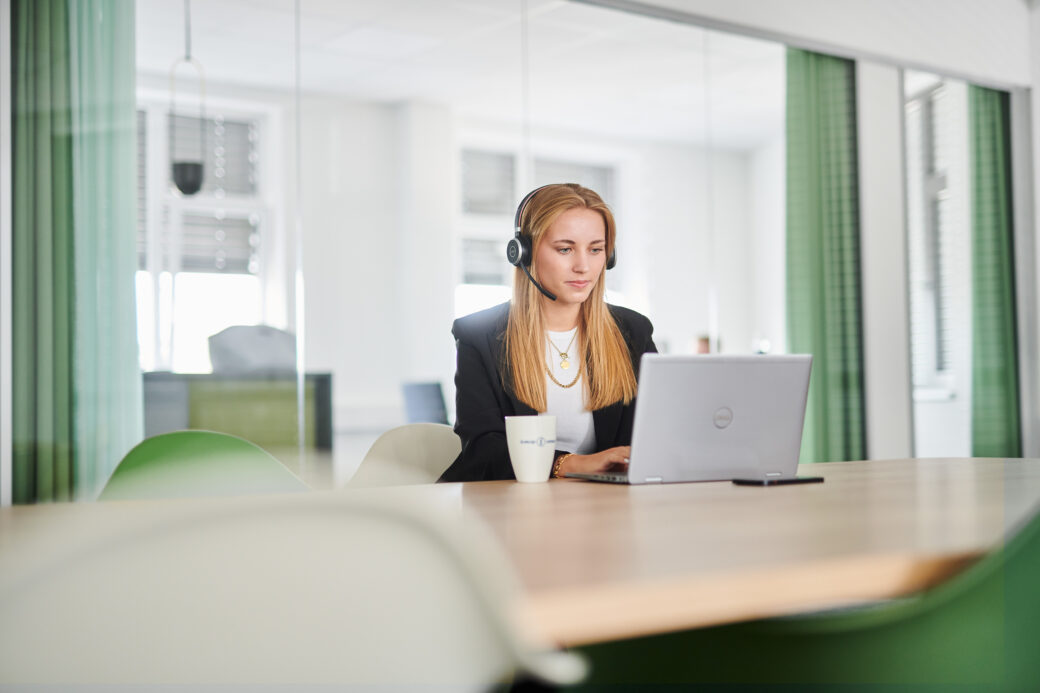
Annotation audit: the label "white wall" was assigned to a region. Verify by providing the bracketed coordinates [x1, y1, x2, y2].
[394, 102, 459, 419]
[632, 142, 773, 353]
[298, 98, 409, 432]
[589, 0, 1032, 88]
[750, 136, 786, 355]
[300, 100, 460, 436]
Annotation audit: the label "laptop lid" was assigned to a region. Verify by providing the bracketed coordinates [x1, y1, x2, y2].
[626, 354, 812, 484]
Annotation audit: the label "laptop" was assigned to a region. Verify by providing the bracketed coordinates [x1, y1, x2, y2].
[566, 354, 812, 484]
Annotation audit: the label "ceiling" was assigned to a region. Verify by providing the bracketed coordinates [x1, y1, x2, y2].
[136, 0, 785, 149]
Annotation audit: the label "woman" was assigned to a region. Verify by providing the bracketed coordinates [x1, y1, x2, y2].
[439, 183, 656, 482]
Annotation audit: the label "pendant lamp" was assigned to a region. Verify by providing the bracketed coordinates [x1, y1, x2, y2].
[170, 0, 206, 196]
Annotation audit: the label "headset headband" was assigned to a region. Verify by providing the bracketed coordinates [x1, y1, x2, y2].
[513, 185, 551, 237]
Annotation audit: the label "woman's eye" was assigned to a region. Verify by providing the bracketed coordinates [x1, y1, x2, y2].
[557, 247, 571, 254]
[591, 247, 604, 254]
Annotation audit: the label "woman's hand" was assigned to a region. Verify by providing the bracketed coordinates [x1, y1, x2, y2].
[558, 446, 630, 477]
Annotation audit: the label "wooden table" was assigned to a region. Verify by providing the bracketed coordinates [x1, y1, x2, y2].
[3, 457, 1039, 650]
[437, 457, 1040, 646]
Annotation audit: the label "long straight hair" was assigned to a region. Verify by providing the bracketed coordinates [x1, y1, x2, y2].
[504, 184, 637, 412]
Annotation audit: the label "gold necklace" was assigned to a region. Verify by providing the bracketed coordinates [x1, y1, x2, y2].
[546, 330, 578, 370]
[546, 360, 582, 388]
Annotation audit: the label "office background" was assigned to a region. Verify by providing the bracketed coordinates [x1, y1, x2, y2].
[1, 0, 1038, 503]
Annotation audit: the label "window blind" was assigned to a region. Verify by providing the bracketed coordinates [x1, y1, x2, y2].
[461, 238, 506, 285]
[906, 83, 966, 387]
[534, 158, 615, 204]
[173, 212, 260, 274]
[137, 111, 262, 274]
[167, 114, 259, 196]
[461, 150, 515, 214]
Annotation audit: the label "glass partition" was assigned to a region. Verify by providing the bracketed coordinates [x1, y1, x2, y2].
[11, 0, 1033, 502]
[9, 0, 786, 500]
[291, 0, 786, 482]
[134, 0, 315, 482]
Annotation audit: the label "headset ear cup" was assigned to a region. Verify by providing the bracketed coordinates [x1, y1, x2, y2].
[506, 235, 532, 267]
[606, 248, 617, 270]
[506, 238, 522, 267]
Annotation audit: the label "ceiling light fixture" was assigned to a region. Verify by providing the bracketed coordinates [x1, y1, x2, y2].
[170, 0, 206, 196]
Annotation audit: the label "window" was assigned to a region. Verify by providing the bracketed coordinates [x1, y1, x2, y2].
[461, 150, 515, 215]
[905, 77, 968, 392]
[136, 105, 269, 373]
[904, 72, 973, 456]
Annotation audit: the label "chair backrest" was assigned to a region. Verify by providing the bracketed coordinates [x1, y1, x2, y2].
[349, 423, 461, 488]
[0, 494, 586, 689]
[208, 324, 296, 374]
[401, 381, 449, 424]
[98, 430, 309, 501]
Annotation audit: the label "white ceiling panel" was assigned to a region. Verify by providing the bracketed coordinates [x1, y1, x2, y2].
[137, 0, 785, 149]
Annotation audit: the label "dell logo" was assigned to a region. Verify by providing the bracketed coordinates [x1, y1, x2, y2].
[713, 407, 734, 429]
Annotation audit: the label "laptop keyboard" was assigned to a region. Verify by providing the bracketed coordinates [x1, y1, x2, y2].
[564, 471, 630, 484]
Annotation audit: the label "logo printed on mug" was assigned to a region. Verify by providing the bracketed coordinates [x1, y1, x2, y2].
[520, 437, 556, 447]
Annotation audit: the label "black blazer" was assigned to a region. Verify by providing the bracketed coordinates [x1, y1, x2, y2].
[438, 301, 657, 482]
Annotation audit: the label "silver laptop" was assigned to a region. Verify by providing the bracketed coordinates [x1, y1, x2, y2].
[567, 354, 812, 484]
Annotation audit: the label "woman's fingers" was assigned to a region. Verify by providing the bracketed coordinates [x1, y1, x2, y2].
[597, 446, 630, 470]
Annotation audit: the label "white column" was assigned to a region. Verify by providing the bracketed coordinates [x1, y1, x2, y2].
[1022, 4, 1040, 458]
[395, 102, 459, 416]
[856, 61, 914, 460]
[1, 0, 13, 506]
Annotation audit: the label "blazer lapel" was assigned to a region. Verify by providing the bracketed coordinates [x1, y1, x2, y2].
[594, 403, 623, 450]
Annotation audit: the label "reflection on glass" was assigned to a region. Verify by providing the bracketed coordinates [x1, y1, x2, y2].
[132, 0, 786, 485]
[134, 0, 316, 484]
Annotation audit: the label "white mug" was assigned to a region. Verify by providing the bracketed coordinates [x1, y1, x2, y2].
[505, 415, 557, 483]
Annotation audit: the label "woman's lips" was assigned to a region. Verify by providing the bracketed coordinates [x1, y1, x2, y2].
[566, 281, 590, 289]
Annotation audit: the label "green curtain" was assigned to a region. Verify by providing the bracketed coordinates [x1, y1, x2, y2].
[968, 86, 1021, 458]
[12, 0, 142, 503]
[786, 48, 866, 464]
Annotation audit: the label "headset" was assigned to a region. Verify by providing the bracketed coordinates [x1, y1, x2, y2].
[506, 185, 617, 302]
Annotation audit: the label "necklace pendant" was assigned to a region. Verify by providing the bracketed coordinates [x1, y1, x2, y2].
[561, 359, 570, 370]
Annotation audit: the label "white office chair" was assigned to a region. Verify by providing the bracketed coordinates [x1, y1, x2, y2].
[349, 422, 461, 487]
[0, 493, 586, 689]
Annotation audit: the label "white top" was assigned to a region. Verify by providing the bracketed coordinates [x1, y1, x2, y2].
[542, 328, 596, 454]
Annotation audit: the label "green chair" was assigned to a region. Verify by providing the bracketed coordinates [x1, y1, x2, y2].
[98, 430, 309, 501]
[571, 508, 1040, 690]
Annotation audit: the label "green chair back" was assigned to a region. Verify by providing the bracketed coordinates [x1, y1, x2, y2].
[573, 507, 1040, 690]
[98, 430, 308, 501]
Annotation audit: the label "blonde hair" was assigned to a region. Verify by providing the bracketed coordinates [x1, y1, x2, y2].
[504, 184, 638, 412]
